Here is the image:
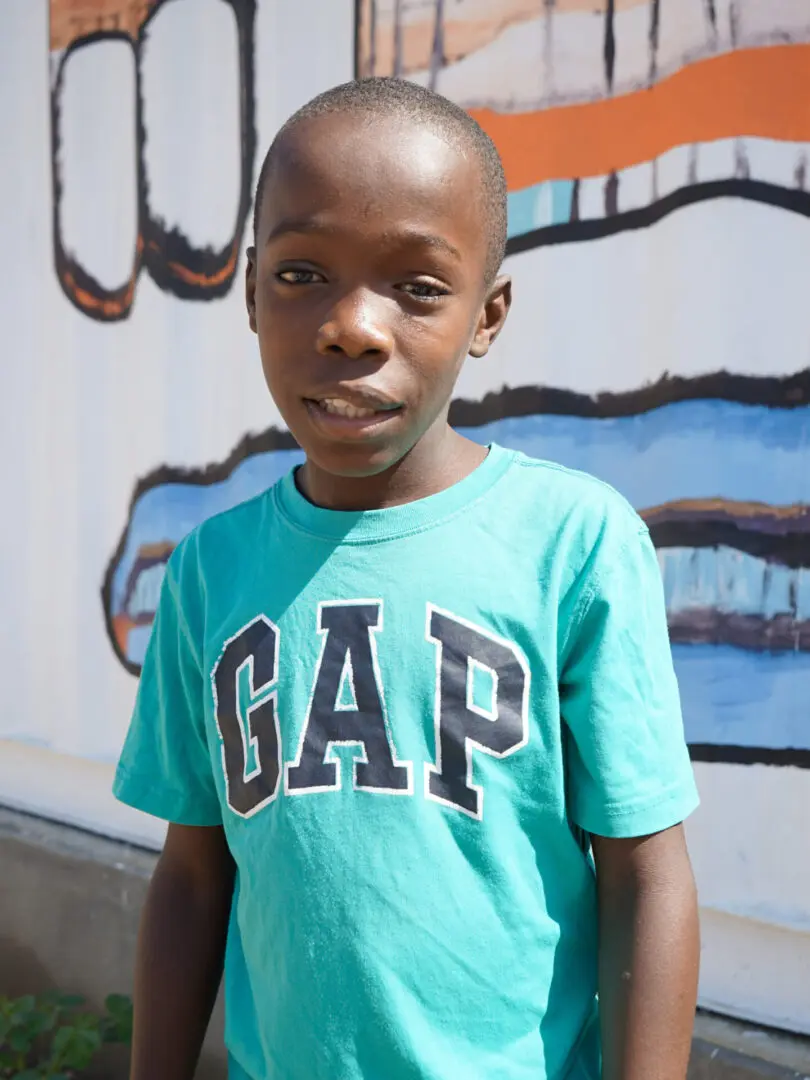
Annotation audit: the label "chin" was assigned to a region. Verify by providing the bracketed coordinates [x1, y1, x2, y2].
[304, 440, 406, 479]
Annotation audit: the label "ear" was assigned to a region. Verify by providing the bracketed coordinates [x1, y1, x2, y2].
[469, 275, 512, 358]
[245, 246, 258, 334]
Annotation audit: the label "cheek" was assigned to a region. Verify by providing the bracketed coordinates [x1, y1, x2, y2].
[255, 303, 300, 369]
[403, 310, 478, 382]
[256, 325, 293, 400]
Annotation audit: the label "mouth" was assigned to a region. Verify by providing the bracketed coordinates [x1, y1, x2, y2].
[304, 395, 404, 436]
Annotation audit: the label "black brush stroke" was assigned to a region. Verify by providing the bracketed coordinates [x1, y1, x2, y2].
[447, 370, 810, 423]
[393, 0, 403, 76]
[569, 177, 580, 222]
[604, 0, 616, 92]
[354, 0, 363, 77]
[51, 30, 141, 322]
[729, 3, 739, 47]
[650, 520, 810, 569]
[605, 172, 619, 216]
[648, 0, 660, 82]
[50, 1, 257, 321]
[689, 744, 810, 768]
[139, 0, 257, 302]
[506, 179, 810, 258]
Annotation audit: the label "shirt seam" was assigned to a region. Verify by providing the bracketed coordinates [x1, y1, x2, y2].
[115, 761, 219, 809]
[163, 555, 205, 673]
[585, 778, 696, 819]
[557, 523, 650, 665]
[513, 454, 642, 511]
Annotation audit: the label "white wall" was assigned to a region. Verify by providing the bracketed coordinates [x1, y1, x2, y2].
[1, 0, 809, 1035]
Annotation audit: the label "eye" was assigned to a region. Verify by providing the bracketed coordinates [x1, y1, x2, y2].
[276, 269, 324, 285]
[398, 281, 449, 300]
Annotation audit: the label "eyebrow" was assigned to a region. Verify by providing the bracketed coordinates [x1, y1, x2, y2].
[265, 219, 462, 261]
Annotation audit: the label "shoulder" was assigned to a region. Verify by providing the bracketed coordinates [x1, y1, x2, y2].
[164, 485, 277, 596]
[502, 449, 646, 547]
[495, 449, 655, 618]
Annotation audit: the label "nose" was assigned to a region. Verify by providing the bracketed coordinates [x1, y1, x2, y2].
[316, 290, 394, 361]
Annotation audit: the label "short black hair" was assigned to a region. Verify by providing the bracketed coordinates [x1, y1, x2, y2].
[252, 77, 508, 285]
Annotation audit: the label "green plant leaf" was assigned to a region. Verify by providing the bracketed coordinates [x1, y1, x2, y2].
[102, 995, 133, 1044]
[104, 994, 129, 1012]
[33, 991, 61, 1008]
[0, 1046, 20, 1068]
[21, 1011, 51, 1040]
[55, 996, 85, 1010]
[9, 998, 36, 1026]
[11, 1070, 42, 1080]
[7, 1029, 33, 1054]
[50, 1023, 102, 1071]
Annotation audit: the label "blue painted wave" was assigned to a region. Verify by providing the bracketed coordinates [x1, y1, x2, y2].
[113, 398, 809, 606]
[465, 402, 809, 509]
[111, 399, 810, 613]
[675, 644, 810, 753]
[508, 181, 576, 237]
[107, 395, 810, 759]
[111, 448, 304, 613]
[106, 397, 810, 760]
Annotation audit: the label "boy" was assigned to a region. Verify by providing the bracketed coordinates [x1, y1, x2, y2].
[114, 78, 700, 1080]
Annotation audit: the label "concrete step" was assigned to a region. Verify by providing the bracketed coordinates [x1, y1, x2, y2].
[2, 806, 809, 1079]
[690, 1013, 810, 1079]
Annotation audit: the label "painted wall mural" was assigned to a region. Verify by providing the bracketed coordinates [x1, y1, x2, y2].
[102, 0, 810, 774]
[1, 0, 807, 1033]
[357, 0, 810, 254]
[49, 0, 257, 320]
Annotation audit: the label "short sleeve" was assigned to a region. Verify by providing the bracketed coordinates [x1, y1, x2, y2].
[113, 541, 222, 826]
[559, 509, 699, 838]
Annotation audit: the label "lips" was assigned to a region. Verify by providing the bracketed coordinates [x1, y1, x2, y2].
[304, 388, 404, 435]
[316, 397, 401, 420]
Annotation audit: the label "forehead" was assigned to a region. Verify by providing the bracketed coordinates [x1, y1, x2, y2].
[258, 112, 487, 263]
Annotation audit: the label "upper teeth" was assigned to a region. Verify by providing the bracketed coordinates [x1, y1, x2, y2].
[320, 398, 377, 418]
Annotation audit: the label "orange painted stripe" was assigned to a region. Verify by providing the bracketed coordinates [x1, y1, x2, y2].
[166, 244, 239, 288]
[469, 44, 810, 192]
[60, 233, 142, 318]
[641, 499, 810, 523]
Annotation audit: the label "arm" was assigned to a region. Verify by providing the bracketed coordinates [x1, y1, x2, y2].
[592, 824, 700, 1080]
[130, 822, 235, 1080]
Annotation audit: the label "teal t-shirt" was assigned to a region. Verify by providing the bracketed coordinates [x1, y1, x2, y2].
[114, 444, 698, 1080]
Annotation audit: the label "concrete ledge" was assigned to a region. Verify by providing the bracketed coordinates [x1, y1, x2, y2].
[691, 1014, 810, 1080]
[690, 1038, 809, 1080]
[0, 805, 226, 1079]
[2, 806, 809, 1080]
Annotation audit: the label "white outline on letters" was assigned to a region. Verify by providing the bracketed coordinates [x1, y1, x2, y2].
[210, 614, 282, 820]
[284, 599, 414, 797]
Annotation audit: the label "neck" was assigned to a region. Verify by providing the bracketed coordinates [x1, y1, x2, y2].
[297, 425, 487, 511]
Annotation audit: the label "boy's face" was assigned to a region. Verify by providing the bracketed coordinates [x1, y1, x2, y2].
[246, 112, 510, 480]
